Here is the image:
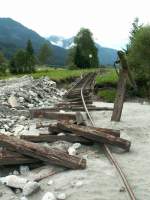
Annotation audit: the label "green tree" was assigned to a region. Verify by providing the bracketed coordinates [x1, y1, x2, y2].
[9, 50, 27, 74]
[0, 51, 7, 75]
[127, 23, 150, 96]
[38, 43, 51, 64]
[71, 28, 99, 68]
[26, 40, 36, 72]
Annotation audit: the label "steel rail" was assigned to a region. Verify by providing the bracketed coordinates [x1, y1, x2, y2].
[80, 73, 136, 200]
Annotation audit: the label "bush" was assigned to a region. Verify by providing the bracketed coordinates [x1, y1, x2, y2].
[0, 63, 7, 75]
[97, 89, 116, 102]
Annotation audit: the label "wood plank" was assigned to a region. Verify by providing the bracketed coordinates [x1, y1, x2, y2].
[0, 134, 86, 169]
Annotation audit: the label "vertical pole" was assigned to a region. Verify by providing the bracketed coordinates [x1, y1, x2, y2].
[111, 51, 128, 122]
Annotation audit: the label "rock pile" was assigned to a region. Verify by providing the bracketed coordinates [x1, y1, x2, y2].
[0, 75, 66, 135]
[0, 75, 66, 109]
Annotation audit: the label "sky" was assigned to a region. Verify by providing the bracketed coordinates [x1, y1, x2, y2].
[0, 0, 150, 49]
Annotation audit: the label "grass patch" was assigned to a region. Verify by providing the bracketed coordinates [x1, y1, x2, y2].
[97, 88, 116, 102]
[32, 68, 98, 81]
[96, 69, 118, 85]
[0, 67, 99, 81]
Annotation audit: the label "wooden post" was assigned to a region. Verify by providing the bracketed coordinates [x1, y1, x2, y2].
[111, 51, 128, 122]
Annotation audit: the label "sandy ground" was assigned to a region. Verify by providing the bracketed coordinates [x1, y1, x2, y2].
[0, 101, 150, 200]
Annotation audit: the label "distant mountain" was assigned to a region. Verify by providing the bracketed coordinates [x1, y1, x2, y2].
[47, 36, 74, 49]
[47, 35, 117, 66]
[0, 18, 67, 65]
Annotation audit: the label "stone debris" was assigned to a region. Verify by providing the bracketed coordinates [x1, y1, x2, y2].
[20, 197, 28, 200]
[0, 175, 27, 189]
[0, 75, 66, 136]
[19, 166, 30, 176]
[8, 95, 19, 108]
[47, 180, 54, 185]
[22, 181, 40, 196]
[68, 146, 76, 156]
[42, 192, 56, 200]
[57, 193, 66, 200]
[0, 175, 40, 196]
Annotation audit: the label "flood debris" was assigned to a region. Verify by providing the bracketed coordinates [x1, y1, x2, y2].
[57, 121, 131, 151]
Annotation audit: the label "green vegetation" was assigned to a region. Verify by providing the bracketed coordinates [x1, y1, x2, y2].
[0, 51, 7, 75]
[32, 67, 98, 81]
[68, 28, 99, 68]
[97, 89, 116, 102]
[96, 69, 118, 85]
[38, 43, 51, 64]
[9, 40, 35, 74]
[127, 18, 150, 97]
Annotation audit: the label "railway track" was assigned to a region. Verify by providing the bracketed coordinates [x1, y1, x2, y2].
[65, 71, 136, 200]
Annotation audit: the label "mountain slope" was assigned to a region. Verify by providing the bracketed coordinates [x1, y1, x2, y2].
[0, 18, 67, 65]
[47, 35, 117, 66]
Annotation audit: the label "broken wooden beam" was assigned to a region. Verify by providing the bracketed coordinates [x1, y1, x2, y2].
[30, 110, 76, 121]
[0, 148, 39, 165]
[0, 134, 86, 169]
[57, 122, 131, 150]
[20, 134, 93, 145]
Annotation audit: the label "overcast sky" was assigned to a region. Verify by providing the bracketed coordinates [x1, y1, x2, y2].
[0, 0, 150, 49]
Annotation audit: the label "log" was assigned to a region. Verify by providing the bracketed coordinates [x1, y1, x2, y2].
[30, 106, 113, 113]
[57, 122, 131, 150]
[111, 51, 128, 121]
[30, 110, 76, 120]
[20, 134, 93, 145]
[0, 134, 86, 169]
[48, 123, 120, 138]
[0, 148, 39, 165]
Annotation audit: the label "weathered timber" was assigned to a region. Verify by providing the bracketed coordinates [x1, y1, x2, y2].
[0, 149, 39, 165]
[30, 110, 76, 121]
[49, 122, 120, 138]
[57, 122, 131, 150]
[20, 134, 92, 144]
[111, 51, 128, 121]
[0, 134, 86, 169]
[57, 100, 93, 106]
[69, 106, 113, 111]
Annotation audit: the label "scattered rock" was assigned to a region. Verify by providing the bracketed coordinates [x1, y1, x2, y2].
[57, 133, 65, 136]
[42, 192, 56, 200]
[13, 170, 19, 175]
[47, 180, 54, 185]
[20, 196, 28, 200]
[23, 181, 40, 196]
[72, 143, 81, 149]
[8, 95, 19, 108]
[73, 180, 83, 187]
[20, 165, 30, 176]
[68, 146, 76, 156]
[57, 193, 66, 200]
[0, 175, 27, 189]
